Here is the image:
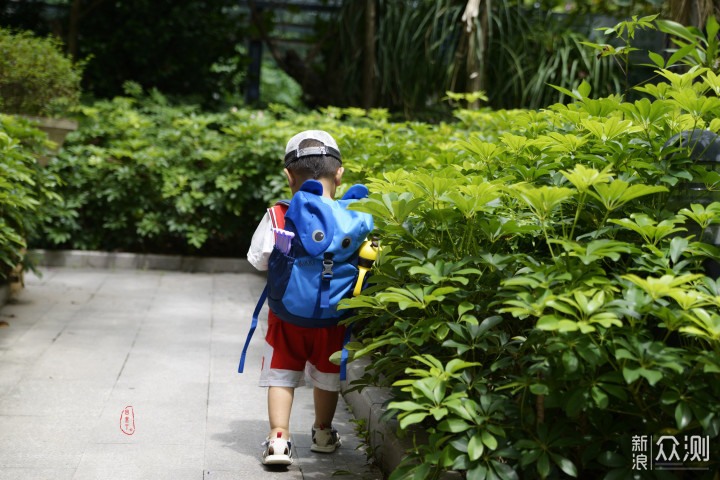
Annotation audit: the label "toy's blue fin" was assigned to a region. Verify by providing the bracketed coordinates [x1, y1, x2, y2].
[342, 184, 369, 200]
[300, 179, 324, 196]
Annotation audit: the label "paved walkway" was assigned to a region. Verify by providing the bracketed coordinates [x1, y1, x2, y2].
[0, 267, 380, 480]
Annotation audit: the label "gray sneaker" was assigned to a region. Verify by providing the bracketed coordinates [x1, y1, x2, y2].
[311, 425, 342, 453]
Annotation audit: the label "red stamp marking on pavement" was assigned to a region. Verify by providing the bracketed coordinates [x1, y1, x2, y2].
[120, 406, 135, 435]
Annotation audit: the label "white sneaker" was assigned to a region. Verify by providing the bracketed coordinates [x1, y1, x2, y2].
[262, 432, 293, 465]
[311, 425, 342, 453]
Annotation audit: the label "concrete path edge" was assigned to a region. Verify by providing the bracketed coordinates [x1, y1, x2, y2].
[0, 283, 8, 309]
[32, 249, 259, 274]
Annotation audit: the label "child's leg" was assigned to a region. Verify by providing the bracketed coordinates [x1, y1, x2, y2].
[313, 386, 338, 428]
[268, 386, 294, 438]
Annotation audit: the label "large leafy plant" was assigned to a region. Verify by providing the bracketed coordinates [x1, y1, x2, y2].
[342, 69, 720, 479]
[0, 115, 61, 278]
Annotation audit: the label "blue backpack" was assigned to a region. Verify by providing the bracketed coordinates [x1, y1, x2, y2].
[238, 179, 374, 379]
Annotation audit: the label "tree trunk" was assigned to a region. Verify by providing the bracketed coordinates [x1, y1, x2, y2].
[67, 0, 81, 58]
[462, 0, 484, 108]
[668, 0, 715, 28]
[362, 0, 376, 110]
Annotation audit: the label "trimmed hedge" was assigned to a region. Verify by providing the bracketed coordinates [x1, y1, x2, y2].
[29, 94, 397, 255]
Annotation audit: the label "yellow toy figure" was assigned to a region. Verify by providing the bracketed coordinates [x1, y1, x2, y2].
[353, 237, 380, 296]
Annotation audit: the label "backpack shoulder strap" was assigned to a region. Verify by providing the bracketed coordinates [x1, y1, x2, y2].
[238, 200, 290, 374]
[269, 201, 289, 230]
[238, 285, 268, 373]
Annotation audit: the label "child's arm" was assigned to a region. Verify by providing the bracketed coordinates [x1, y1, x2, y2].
[247, 211, 274, 271]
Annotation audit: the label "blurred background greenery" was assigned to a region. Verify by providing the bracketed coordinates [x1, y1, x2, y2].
[3, 0, 713, 118]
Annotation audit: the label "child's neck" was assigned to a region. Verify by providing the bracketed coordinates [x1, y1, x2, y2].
[317, 177, 337, 199]
[293, 177, 337, 199]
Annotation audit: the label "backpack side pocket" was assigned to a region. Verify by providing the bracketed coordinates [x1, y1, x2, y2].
[267, 246, 294, 304]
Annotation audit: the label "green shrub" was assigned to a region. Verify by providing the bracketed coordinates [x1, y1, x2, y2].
[0, 28, 83, 117]
[343, 70, 720, 479]
[30, 90, 391, 255]
[0, 114, 61, 279]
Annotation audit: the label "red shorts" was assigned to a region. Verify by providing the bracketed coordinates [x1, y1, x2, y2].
[259, 310, 347, 391]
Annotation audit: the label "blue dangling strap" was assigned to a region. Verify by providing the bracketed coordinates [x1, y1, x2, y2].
[319, 281, 331, 309]
[238, 285, 268, 373]
[340, 323, 353, 381]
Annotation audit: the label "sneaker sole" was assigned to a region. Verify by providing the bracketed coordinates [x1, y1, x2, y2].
[263, 454, 293, 465]
[311, 441, 341, 453]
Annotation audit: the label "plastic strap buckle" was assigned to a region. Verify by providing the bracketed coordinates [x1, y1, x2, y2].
[322, 254, 334, 280]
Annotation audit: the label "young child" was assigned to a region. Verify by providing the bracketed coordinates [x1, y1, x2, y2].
[247, 130, 348, 465]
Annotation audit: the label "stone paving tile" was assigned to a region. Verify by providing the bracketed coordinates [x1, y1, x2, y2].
[0, 468, 76, 480]
[0, 379, 112, 417]
[72, 443, 203, 479]
[0, 414, 95, 469]
[91, 402, 207, 446]
[0, 267, 381, 479]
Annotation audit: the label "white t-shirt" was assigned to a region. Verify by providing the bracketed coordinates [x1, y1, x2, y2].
[247, 211, 274, 271]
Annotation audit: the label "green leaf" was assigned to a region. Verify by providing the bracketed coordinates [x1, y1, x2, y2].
[466, 463, 488, 480]
[666, 43, 702, 68]
[660, 391, 680, 405]
[530, 383, 550, 395]
[429, 406, 448, 421]
[493, 461, 520, 480]
[622, 366, 641, 384]
[656, 19, 700, 43]
[513, 185, 575, 219]
[468, 434, 484, 461]
[446, 359, 482, 374]
[387, 400, 426, 412]
[550, 454, 578, 477]
[562, 351, 579, 373]
[537, 452, 551, 478]
[566, 388, 587, 417]
[577, 80, 591, 99]
[438, 418, 472, 433]
[597, 451, 626, 467]
[589, 180, 667, 212]
[675, 402, 693, 430]
[458, 301, 474, 317]
[669, 236, 689, 263]
[591, 386, 609, 409]
[648, 51, 665, 68]
[481, 430, 498, 450]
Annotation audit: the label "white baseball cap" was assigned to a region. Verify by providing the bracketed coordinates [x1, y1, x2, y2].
[284, 130, 341, 167]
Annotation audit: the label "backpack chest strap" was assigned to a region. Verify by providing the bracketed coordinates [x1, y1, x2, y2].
[319, 253, 334, 309]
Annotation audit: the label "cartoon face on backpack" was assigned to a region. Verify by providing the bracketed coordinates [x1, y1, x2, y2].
[267, 180, 374, 327]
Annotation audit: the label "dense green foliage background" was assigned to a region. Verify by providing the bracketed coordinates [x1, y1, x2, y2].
[0, 0, 244, 107]
[27, 88, 392, 255]
[340, 69, 720, 479]
[0, 0, 656, 112]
